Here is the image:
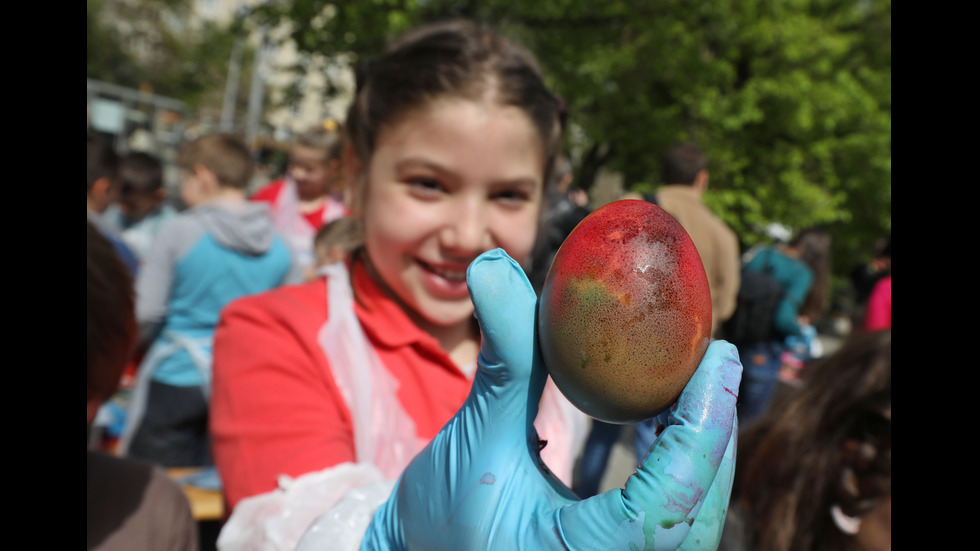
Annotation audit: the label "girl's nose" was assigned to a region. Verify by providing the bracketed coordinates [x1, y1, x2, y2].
[441, 200, 492, 257]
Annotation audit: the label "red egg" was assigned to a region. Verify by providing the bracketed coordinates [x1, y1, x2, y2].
[537, 199, 712, 423]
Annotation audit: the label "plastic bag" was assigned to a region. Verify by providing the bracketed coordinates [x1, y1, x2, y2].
[295, 475, 394, 551]
[217, 463, 393, 551]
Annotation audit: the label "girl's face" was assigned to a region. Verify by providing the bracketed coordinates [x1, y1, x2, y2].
[358, 98, 545, 329]
[288, 145, 337, 199]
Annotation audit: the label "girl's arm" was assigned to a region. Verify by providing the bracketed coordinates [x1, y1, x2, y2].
[773, 263, 813, 338]
[134, 217, 181, 349]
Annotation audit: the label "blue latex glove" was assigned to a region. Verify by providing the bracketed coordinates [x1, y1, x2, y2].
[361, 248, 741, 550]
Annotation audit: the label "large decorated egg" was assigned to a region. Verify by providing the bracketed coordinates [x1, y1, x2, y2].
[538, 199, 712, 423]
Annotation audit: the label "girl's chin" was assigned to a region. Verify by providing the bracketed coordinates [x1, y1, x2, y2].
[421, 306, 476, 329]
[295, 182, 327, 195]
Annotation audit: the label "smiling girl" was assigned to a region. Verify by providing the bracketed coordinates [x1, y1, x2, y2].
[209, 18, 586, 535]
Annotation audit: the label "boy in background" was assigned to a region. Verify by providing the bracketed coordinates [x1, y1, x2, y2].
[120, 133, 295, 468]
[97, 153, 182, 451]
[104, 151, 179, 265]
[88, 131, 139, 275]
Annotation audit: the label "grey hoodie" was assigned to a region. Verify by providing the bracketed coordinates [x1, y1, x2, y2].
[135, 199, 301, 347]
[195, 200, 278, 255]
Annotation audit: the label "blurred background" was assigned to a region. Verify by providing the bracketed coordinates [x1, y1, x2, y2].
[87, 0, 890, 335]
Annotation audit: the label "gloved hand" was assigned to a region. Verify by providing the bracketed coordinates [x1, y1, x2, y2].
[361, 248, 741, 550]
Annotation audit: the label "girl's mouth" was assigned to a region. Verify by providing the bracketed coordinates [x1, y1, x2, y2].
[418, 259, 471, 298]
[425, 262, 467, 283]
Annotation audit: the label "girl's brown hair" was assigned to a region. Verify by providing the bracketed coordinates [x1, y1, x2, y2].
[295, 122, 345, 163]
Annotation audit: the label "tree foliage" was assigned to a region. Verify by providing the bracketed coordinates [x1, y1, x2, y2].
[91, 0, 889, 286]
[247, 0, 890, 283]
[87, 0, 254, 123]
[87, 0, 142, 88]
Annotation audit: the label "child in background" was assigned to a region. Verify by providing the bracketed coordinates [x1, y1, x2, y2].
[251, 120, 350, 279]
[86, 220, 198, 551]
[119, 133, 295, 469]
[732, 227, 832, 428]
[311, 216, 362, 275]
[87, 136, 141, 453]
[862, 237, 891, 331]
[863, 275, 891, 331]
[849, 235, 890, 329]
[721, 329, 891, 551]
[104, 151, 178, 265]
[88, 131, 139, 276]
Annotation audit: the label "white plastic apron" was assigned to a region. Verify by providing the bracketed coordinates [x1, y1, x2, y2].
[117, 330, 213, 457]
[317, 262, 427, 479]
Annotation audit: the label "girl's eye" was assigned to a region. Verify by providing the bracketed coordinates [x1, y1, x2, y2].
[408, 178, 444, 197]
[493, 188, 532, 206]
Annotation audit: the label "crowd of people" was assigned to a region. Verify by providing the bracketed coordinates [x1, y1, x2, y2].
[87, 17, 890, 551]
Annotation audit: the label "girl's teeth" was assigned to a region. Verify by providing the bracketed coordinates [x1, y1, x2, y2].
[431, 265, 465, 282]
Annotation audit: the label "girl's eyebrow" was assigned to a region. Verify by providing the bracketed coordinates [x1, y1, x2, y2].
[394, 157, 445, 174]
[395, 158, 541, 188]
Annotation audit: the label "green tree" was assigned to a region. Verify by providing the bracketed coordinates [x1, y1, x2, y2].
[494, 0, 890, 275]
[87, 0, 142, 88]
[247, 0, 890, 285]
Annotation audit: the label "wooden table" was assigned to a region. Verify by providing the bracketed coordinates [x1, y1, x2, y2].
[167, 467, 225, 522]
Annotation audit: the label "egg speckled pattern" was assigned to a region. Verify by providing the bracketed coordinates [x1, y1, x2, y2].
[538, 199, 712, 423]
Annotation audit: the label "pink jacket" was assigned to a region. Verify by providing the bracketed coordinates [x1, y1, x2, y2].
[863, 275, 891, 331]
